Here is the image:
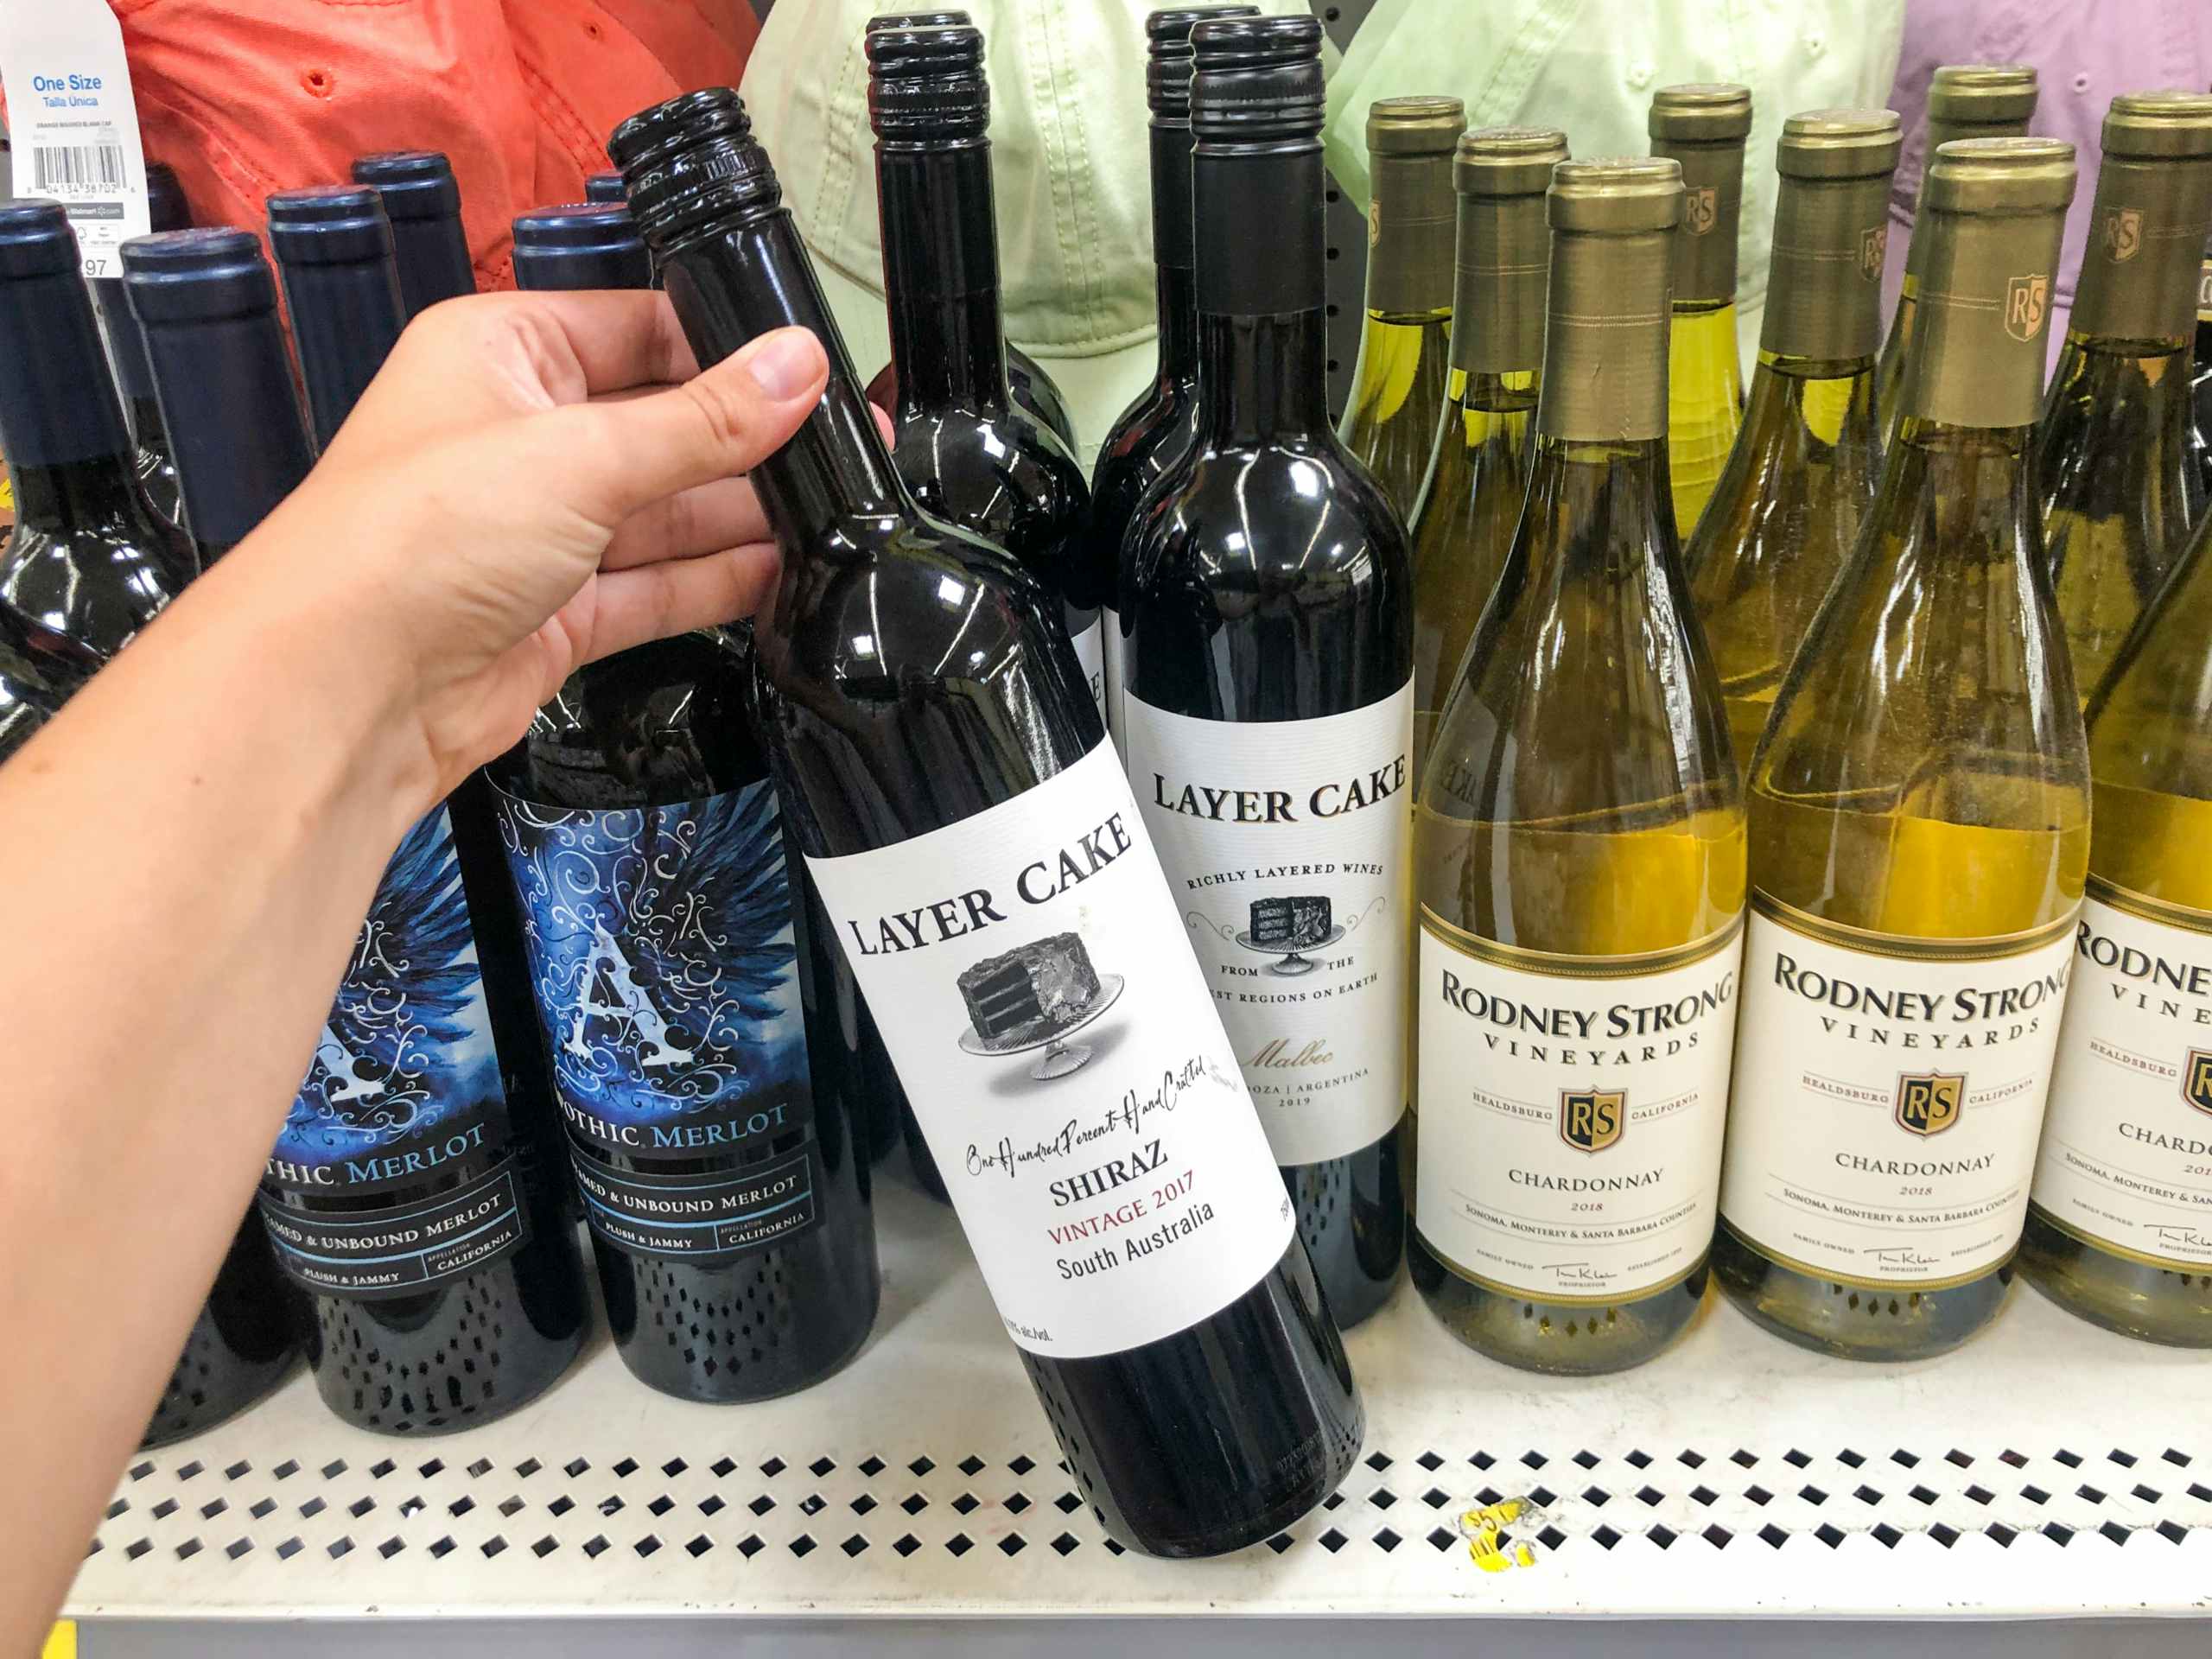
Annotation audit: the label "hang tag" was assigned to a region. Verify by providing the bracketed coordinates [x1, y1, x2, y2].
[0, 0, 151, 277]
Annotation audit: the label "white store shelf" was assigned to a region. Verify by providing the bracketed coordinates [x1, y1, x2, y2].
[67, 1179, 2212, 1639]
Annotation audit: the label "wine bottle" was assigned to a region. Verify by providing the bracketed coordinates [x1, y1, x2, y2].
[865, 22, 1099, 723]
[1649, 83, 1751, 539]
[0, 628, 54, 765]
[1338, 96, 1465, 521]
[2020, 470, 2212, 1345]
[352, 149, 477, 319]
[2035, 92, 2212, 700]
[1085, 3, 1261, 755]
[860, 10, 1078, 456]
[263, 186, 591, 1432]
[1411, 156, 1745, 1374]
[0, 206, 298, 1447]
[2195, 228, 2212, 495]
[584, 171, 629, 206]
[1875, 66, 2038, 439]
[1687, 110, 1899, 770]
[1121, 16, 1411, 1331]
[613, 83, 1359, 1558]
[267, 188, 407, 448]
[1406, 124, 1562, 781]
[1713, 137, 2087, 1360]
[495, 204, 884, 1401]
[92, 161, 192, 529]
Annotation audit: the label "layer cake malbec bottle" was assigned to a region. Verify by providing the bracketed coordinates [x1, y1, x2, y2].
[493, 204, 882, 1400]
[1876, 66, 2038, 438]
[865, 24, 1099, 721]
[1121, 16, 1410, 1330]
[1648, 84, 1751, 539]
[1714, 138, 2087, 1359]
[1338, 96, 1465, 520]
[861, 10, 1077, 455]
[1405, 124, 1562, 782]
[1412, 157, 1745, 1374]
[264, 185, 589, 1431]
[92, 161, 191, 529]
[0, 204, 299, 1446]
[352, 150, 477, 320]
[1084, 4, 1261, 754]
[613, 85, 1359, 1556]
[1687, 110, 1899, 770]
[2034, 92, 2212, 700]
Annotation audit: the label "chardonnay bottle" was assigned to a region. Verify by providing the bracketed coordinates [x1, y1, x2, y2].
[1411, 156, 1745, 1375]
[1687, 110, 1900, 770]
[1876, 66, 2038, 439]
[1649, 84, 1751, 539]
[2035, 92, 2212, 699]
[2020, 482, 2212, 1345]
[1406, 124, 1563, 781]
[1339, 96, 1466, 520]
[1714, 137, 2088, 1361]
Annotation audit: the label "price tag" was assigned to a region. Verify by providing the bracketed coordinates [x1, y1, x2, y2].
[0, 0, 150, 277]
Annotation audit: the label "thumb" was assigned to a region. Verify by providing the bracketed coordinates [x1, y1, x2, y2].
[550, 327, 830, 531]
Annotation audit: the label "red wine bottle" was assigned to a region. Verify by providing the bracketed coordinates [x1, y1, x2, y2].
[613, 86, 1361, 1558]
[352, 149, 477, 320]
[1121, 16, 1413, 1330]
[92, 161, 192, 529]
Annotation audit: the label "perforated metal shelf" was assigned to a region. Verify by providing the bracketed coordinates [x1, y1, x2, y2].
[66, 1178, 2212, 1630]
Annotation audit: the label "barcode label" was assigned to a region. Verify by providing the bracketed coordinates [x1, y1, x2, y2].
[32, 142, 124, 192]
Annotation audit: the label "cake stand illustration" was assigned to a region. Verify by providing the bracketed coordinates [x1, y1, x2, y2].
[1234, 894, 1343, 977]
[956, 931, 1126, 1080]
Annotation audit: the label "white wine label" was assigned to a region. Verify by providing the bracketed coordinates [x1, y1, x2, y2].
[1101, 606, 1125, 756]
[1070, 614, 1107, 733]
[2031, 884, 2212, 1271]
[1414, 912, 1744, 1304]
[1719, 894, 2077, 1290]
[1122, 682, 1415, 1167]
[804, 741, 1294, 1358]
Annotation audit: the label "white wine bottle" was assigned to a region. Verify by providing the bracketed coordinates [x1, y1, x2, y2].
[1876, 65, 2038, 439]
[1649, 84, 1751, 539]
[2019, 506, 2212, 1345]
[1714, 137, 2088, 1361]
[2036, 92, 2212, 699]
[1339, 96, 1466, 520]
[1688, 110, 1900, 770]
[1412, 157, 1746, 1376]
[1406, 125, 1563, 783]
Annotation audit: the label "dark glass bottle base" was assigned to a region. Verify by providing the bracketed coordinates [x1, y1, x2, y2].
[1288, 1123, 1403, 1329]
[141, 1217, 302, 1448]
[902, 1101, 950, 1203]
[1408, 1232, 1703, 1376]
[1710, 1223, 2011, 1360]
[2017, 1205, 2212, 1348]
[1023, 1237, 1361, 1558]
[301, 1217, 590, 1434]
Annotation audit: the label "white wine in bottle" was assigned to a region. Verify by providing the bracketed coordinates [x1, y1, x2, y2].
[1688, 110, 1899, 771]
[1714, 137, 2088, 1361]
[1876, 66, 2038, 439]
[1411, 157, 1746, 1376]
[2036, 92, 2212, 699]
[2018, 480, 2212, 1345]
[1340, 96, 1466, 520]
[1406, 125, 1563, 782]
[1649, 84, 1751, 539]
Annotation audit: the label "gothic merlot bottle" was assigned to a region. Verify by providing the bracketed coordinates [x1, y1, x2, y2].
[613, 86, 1360, 1557]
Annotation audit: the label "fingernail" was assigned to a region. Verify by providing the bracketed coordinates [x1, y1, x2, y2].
[745, 329, 823, 400]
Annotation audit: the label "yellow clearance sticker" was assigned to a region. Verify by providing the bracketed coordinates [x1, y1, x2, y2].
[1458, 1497, 1540, 1573]
[43, 1621, 76, 1659]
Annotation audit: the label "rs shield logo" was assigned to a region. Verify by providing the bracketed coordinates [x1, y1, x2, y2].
[1859, 224, 1889, 281]
[2005, 274, 2050, 341]
[1895, 1072, 1964, 1138]
[1560, 1089, 1625, 1154]
[1685, 186, 1717, 236]
[2184, 1052, 2212, 1117]
[2104, 207, 2144, 263]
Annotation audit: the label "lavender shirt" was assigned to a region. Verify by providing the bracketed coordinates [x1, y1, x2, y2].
[1885, 0, 2212, 349]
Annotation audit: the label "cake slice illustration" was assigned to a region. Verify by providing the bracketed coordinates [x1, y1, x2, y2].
[958, 931, 1103, 1042]
[1249, 894, 1332, 950]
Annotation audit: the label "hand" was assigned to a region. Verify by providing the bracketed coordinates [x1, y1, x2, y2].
[238, 289, 829, 803]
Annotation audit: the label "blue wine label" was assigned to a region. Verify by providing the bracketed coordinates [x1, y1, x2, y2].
[259, 808, 532, 1300]
[494, 779, 823, 1265]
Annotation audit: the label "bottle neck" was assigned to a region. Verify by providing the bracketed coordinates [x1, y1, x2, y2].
[1155, 261, 1200, 385]
[1450, 191, 1547, 378]
[1365, 149, 1455, 318]
[1192, 139, 1332, 440]
[142, 308, 316, 563]
[658, 206, 911, 550]
[1762, 172, 1891, 363]
[1538, 225, 1672, 444]
[279, 258, 405, 448]
[2069, 154, 2212, 348]
[389, 212, 476, 318]
[1518, 434, 1675, 581]
[877, 143, 1013, 414]
[1901, 205, 2065, 429]
[1652, 137, 1745, 307]
[0, 270, 143, 529]
[1148, 120, 1200, 385]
